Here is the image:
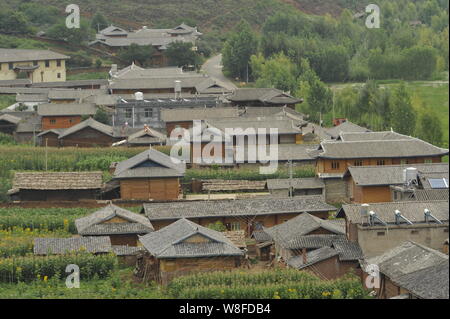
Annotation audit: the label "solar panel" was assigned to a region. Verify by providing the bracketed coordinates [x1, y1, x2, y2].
[428, 178, 449, 189]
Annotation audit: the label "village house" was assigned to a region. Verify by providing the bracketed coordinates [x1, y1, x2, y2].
[90, 24, 202, 66]
[136, 218, 243, 284]
[260, 213, 363, 279]
[112, 95, 220, 129]
[362, 241, 449, 299]
[37, 103, 97, 131]
[8, 171, 104, 201]
[112, 148, 186, 200]
[114, 125, 167, 147]
[75, 204, 154, 246]
[31, 79, 108, 90]
[266, 178, 325, 198]
[338, 200, 449, 258]
[0, 110, 42, 143]
[141, 196, 337, 235]
[47, 89, 108, 104]
[226, 88, 302, 109]
[33, 237, 112, 256]
[0, 49, 69, 83]
[56, 118, 115, 147]
[345, 163, 449, 203]
[109, 63, 184, 79]
[0, 113, 21, 135]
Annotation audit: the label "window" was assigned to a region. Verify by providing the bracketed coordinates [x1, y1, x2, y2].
[50, 119, 56, 124]
[411, 230, 419, 235]
[424, 159, 433, 164]
[144, 108, 153, 118]
[33, 61, 38, 66]
[354, 160, 363, 166]
[56, 60, 61, 67]
[400, 159, 409, 165]
[376, 160, 385, 166]
[125, 108, 132, 118]
[45, 61, 50, 68]
[230, 222, 241, 231]
[377, 231, 385, 236]
[331, 161, 340, 170]
[57, 73, 61, 79]
[9, 63, 14, 70]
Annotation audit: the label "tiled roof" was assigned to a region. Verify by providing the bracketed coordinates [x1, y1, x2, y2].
[75, 204, 153, 235]
[207, 116, 302, 135]
[287, 247, 339, 269]
[266, 178, 324, 190]
[263, 213, 344, 246]
[332, 239, 364, 261]
[339, 200, 449, 224]
[161, 107, 239, 122]
[112, 245, 145, 256]
[283, 234, 345, 249]
[325, 121, 370, 139]
[10, 171, 103, 190]
[227, 88, 302, 104]
[33, 237, 111, 255]
[143, 196, 336, 221]
[365, 241, 448, 290]
[0, 113, 21, 125]
[347, 163, 449, 186]
[37, 103, 97, 117]
[0, 49, 69, 63]
[318, 139, 449, 159]
[337, 131, 410, 142]
[58, 118, 113, 139]
[113, 148, 185, 179]
[139, 218, 243, 258]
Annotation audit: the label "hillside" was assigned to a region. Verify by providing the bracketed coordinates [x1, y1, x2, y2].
[0, 0, 355, 32]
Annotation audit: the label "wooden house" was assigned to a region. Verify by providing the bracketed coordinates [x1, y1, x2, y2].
[362, 241, 449, 299]
[57, 118, 115, 147]
[113, 148, 186, 200]
[141, 196, 337, 235]
[37, 103, 97, 130]
[75, 204, 154, 246]
[266, 178, 325, 198]
[114, 125, 167, 147]
[137, 218, 244, 284]
[337, 201, 449, 258]
[316, 134, 448, 176]
[345, 163, 449, 203]
[0, 113, 21, 135]
[7, 171, 103, 201]
[325, 121, 371, 140]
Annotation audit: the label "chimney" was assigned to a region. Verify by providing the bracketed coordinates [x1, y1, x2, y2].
[174, 80, 181, 99]
[302, 248, 307, 264]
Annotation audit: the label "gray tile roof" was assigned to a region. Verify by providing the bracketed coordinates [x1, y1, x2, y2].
[161, 107, 239, 122]
[339, 200, 449, 224]
[266, 178, 324, 190]
[0, 49, 69, 63]
[263, 213, 345, 246]
[16, 93, 48, 103]
[287, 247, 339, 269]
[33, 236, 111, 255]
[283, 234, 345, 249]
[207, 116, 302, 135]
[31, 79, 108, 88]
[0, 79, 32, 87]
[10, 171, 103, 191]
[326, 121, 371, 139]
[338, 131, 411, 142]
[227, 88, 302, 105]
[318, 139, 449, 159]
[113, 148, 185, 179]
[332, 239, 364, 261]
[113, 64, 183, 79]
[47, 89, 107, 100]
[0, 113, 21, 125]
[37, 103, 97, 117]
[108, 75, 215, 90]
[252, 230, 273, 242]
[58, 118, 113, 139]
[112, 245, 145, 256]
[75, 204, 153, 236]
[393, 262, 449, 299]
[139, 218, 244, 259]
[413, 189, 449, 201]
[347, 163, 449, 186]
[143, 196, 336, 221]
[0, 87, 50, 95]
[234, 144, 319, 162]
[365, 241, 448, 291]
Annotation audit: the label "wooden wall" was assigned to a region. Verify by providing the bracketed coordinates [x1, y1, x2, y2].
[42, 116, 82, 130]
[60, 127, 115, 147]
[120, 177, 180, 200]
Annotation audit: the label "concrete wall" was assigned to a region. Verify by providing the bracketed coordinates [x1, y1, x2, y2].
[355, 223, 449, 258]
[0, 59, 66, 83]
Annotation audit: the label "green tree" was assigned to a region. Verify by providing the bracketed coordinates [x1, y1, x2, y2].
[165, 42, 200, 68]
[47, 20, 94, 45]
[416, 111, 443, 146]
[206, 221, 227, 232]
[389, 83, 416, 135]
[118, 44, 155, 67]
[222, 20, 258, 80]
[91, 13, 109, 32]
[93, 109, 111, 125]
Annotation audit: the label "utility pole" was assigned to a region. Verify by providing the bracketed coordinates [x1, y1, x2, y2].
[45, 138, 48, 171]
